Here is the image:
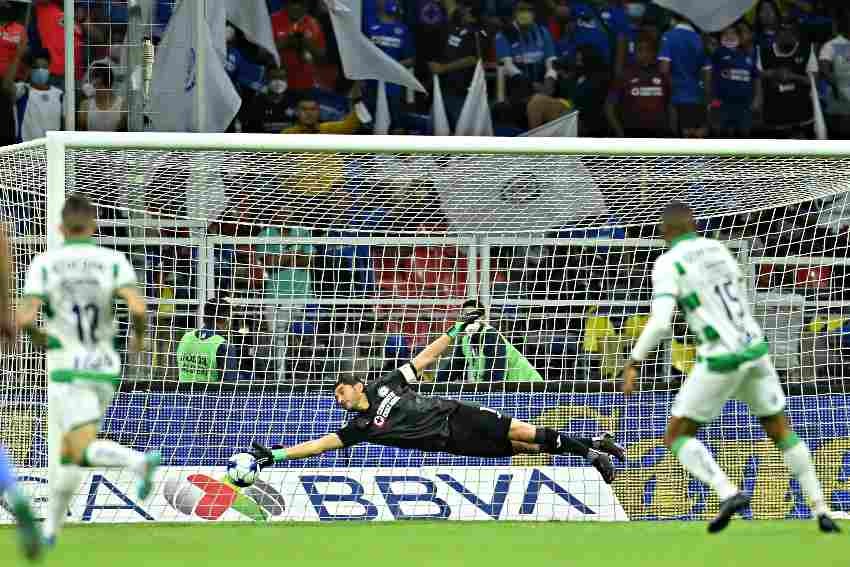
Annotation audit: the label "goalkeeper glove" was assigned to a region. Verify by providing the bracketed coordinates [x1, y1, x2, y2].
[249, 441, 287, 470]
[446, 306, 485, 339]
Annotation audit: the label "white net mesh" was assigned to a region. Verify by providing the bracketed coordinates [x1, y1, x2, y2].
[0, 141, 47, 516]
[5, 138, 850, 522]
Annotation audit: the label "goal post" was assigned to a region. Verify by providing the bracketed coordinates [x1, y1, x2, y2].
[2, 131, 850, 523]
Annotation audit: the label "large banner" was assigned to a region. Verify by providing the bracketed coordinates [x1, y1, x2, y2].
[0, 467, 625, 523]
[4, 392, 850, 522]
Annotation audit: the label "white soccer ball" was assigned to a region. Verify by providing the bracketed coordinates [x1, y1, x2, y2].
[226, 452, 259, 487]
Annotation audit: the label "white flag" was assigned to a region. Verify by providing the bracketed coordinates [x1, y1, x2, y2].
[150, 0, 241, 132]
[811, 73, 828, 140]
[520, 111, 579, 137]
[652, 0, 753, 32]
[437, 155, 608, 232]
[373, 81, 391, 134]
[227, 0, 280, 67]
[206, 0, 227, 63]
[431, 74, 451, 136]
[328, 0, 425, 92]
[455, 61, 492, 136]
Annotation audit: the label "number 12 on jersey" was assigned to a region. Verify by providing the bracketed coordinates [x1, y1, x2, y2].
[72, 303, 100, 344]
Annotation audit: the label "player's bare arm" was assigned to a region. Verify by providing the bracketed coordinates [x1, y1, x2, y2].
[15, 296, 48, 347]
[115, 285, 148, 352]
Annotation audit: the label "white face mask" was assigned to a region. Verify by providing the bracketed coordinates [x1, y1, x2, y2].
[625, 3, 645, 19]
[721, 37, 739, 49]
[269, 79, 288, 94]
[81, 82, 95, 98]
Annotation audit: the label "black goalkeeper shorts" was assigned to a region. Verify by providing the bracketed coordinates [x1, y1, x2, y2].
[444, 402, 514, 458]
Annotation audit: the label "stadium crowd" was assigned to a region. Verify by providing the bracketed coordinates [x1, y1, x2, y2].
[3, 0, 850, 386]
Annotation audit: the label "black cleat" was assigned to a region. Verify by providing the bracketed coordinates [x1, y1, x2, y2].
[588, 449, 615, 484]
[593, 432, 626, 463]
[818, 514, 841, 533]
[708, 492, 750, 534]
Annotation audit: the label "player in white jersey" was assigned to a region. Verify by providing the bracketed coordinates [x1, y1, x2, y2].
[16, 194, 160, 546]
[621, 202, 840, 534]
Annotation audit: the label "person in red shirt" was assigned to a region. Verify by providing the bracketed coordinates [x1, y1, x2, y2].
[0, 3, 26, 79]
[605, 35, 672, 137]
[34, 0, 83, 87]
[271, 0, 326, 93]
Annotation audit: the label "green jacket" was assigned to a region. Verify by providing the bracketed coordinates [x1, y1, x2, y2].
[438, 326, 543, 382]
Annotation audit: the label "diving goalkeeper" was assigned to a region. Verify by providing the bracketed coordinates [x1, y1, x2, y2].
[248, 306, 624, 483]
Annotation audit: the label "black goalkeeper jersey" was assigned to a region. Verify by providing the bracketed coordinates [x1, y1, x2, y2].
[336, 363, 461, 450]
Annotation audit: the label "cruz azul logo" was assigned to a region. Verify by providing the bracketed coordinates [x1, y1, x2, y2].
[373, 391, 401, 428]
[164, 474, 285, 522]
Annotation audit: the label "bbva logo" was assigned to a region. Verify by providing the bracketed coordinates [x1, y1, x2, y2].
[163, 474, 285, 522]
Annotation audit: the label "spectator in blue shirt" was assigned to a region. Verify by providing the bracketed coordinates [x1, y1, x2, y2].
[365, 0, 414, 129]
[555, 3, 613, 64]
[658, 14, 712, 137]
[496, 1, 556, 93]
[711, 23, 761, 137]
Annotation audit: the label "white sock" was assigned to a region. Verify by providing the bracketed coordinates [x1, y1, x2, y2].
[673, 437, 738, 501]
[780, 434, 828, 516]
[44, 464, 84, 540]
[83, 440, 145, 472]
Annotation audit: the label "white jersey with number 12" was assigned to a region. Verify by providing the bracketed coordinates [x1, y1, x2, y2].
[23, 240, 137, 380]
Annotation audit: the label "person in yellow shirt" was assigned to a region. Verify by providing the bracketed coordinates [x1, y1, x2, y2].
[282, 82, 367, 134]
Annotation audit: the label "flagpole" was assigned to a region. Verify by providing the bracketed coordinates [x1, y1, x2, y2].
[63, 0, 75, 131]
[192, 0, 208, 132]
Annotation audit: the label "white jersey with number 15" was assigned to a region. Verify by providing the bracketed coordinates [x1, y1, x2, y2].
[652, 234, 764, 358]
[23, 240, 137, 380]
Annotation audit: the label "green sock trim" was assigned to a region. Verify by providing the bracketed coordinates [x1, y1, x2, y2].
[670, 436, 692, 457]
[776, 431, 801, 451]
[60, 455, 73, 465]
[80, 445, 93, 467]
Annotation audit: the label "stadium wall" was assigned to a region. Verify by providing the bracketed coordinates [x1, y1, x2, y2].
[3, 393, 849, 523]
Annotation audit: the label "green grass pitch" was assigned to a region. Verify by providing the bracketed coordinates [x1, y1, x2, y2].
[1, 521, 846, 567]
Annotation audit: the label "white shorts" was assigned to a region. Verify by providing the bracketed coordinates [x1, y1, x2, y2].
[671, 355, 786, 423]
[48, 380, 115, 434]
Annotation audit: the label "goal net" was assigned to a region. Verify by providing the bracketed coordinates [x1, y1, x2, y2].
[3, 133, 850, 523]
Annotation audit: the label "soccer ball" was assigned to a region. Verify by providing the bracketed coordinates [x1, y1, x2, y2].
[226, 453, 258, 487]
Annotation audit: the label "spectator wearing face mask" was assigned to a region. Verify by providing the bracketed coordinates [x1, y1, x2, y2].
[496, 1, 556, 95]
[711, 23, 761, 138]
[15, 53, 62, 142]
[365, 0, 414, 130]
[33, 0, 83, 88]
[78, 63, 126, 132]
[243, 66, 296, 134]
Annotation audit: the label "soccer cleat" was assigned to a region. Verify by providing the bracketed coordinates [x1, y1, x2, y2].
[11, 493, 42, 562]
[593, 432, 626, 463]
[136, 450, 161, 501]
[708, 492, 750, 533]
[817, 514, 841, 533]
[587, 449, 615, 484]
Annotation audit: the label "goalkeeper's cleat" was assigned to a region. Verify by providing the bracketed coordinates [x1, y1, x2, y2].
[817, 514, 841, 533]
[136, 450, 161, 501]
[593, 432, 626, 463]
[11, 492, 42, 562]
[587, 449, 615, 484]
[707, 492, 750, 534]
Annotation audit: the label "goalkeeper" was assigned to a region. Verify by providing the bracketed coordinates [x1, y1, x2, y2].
[248, 306, 624, 483]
